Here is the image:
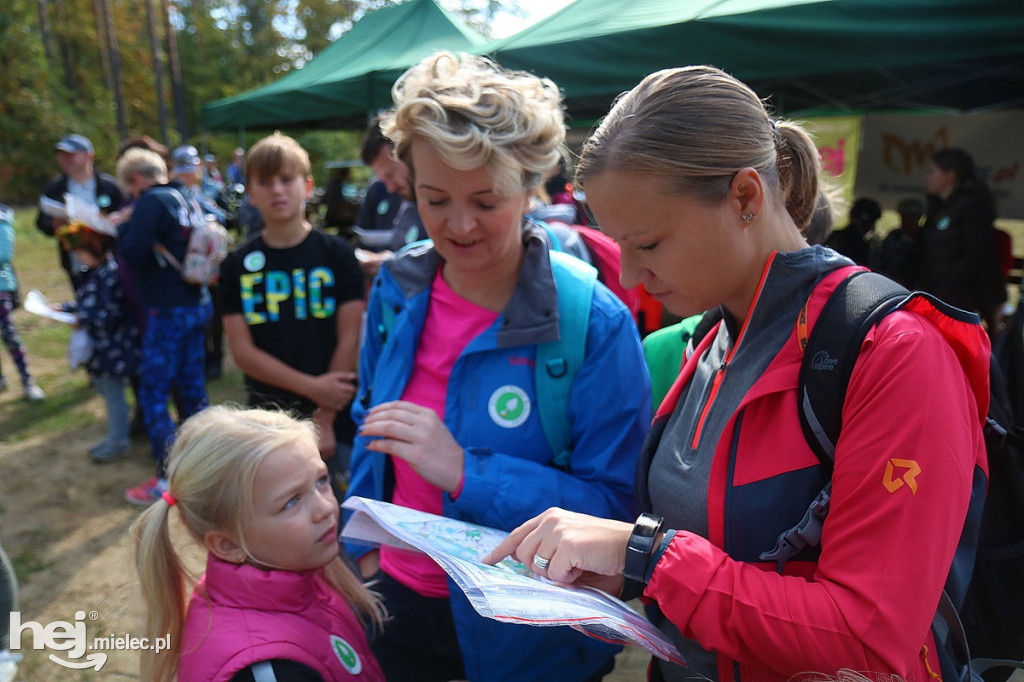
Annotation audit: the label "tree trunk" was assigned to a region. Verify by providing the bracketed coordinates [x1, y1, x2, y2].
[162, 0, 187, 141]
[37, 0, 56, 68]
[191, 0, 203, 44]
[102, 0, 127, 139]
[91, 0, 113, 91]
[146, 0, 169, 146]
[53, 0, 76, 95]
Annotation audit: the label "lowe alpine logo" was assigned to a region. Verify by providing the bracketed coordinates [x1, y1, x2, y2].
[810, 351, 839, 372]
[488, 385, 531, 428]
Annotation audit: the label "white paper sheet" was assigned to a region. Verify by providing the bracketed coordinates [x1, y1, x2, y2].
[23, 290, 76, 325]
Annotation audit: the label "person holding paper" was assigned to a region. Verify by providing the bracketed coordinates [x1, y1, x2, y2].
[486, 66, 989, 681]
[36, 134, 125, 291]
[54, 220, 140, 462]
[346, 51, 650, 682]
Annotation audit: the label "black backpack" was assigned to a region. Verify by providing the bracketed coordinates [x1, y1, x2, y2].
[692, 270, 1024, 680]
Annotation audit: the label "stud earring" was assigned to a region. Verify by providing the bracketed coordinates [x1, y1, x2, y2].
[741, 212, 756, 224]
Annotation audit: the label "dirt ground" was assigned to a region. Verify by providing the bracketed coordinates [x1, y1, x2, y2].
[0, 357, 212, 680]
[0, 352, 648, 681]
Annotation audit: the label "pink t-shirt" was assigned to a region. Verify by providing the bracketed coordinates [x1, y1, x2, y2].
[380, 268, 499, 597]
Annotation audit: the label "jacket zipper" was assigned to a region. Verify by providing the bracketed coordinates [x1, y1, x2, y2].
[689, 252, 777, 450]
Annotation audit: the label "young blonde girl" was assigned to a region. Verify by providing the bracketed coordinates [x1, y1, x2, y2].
[131, 405, 384, 682]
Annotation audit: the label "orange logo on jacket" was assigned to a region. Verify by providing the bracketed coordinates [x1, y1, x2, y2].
[883, 458, 921, 495]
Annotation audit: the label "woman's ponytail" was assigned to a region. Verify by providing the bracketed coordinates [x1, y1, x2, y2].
[774, 120, 821, 230]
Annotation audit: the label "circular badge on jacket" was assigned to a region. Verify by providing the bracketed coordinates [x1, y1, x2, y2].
[937, 216, 951, 231]
[488, 385, 531, 428]
[243, 251, 266, 272]
[377, 199, 390, 215]
[97, 194, 111, 208]
[330, 635, 363, 674]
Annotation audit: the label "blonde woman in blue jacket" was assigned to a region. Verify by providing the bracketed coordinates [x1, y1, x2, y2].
[345, 51, 651, 682]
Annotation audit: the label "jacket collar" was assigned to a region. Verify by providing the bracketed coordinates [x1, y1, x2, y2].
[200, 554, 320, 613]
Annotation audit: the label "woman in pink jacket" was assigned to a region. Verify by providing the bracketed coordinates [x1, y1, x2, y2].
[487, 66, 990, 681]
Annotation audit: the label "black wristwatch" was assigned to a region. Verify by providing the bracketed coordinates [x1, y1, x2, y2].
[623, 513, 664, 583]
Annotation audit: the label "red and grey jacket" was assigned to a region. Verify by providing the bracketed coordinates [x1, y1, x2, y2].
[639, 253, 989, 681]
[178, 556, 383, 682]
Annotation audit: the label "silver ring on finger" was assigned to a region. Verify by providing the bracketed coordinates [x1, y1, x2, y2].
[532, 554, 551, 570]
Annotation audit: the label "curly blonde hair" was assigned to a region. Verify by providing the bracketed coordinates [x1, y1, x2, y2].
[382, 51, 566, 197]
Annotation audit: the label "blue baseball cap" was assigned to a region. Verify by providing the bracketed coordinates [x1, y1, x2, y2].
[56, 134, 94, 154]
[171, 145, 201, 176]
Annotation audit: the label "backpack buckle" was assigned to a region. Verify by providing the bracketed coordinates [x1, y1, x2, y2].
[759, 483, 832, 573]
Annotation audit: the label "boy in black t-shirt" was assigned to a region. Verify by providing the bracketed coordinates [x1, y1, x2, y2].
[220, 133, 364, 467]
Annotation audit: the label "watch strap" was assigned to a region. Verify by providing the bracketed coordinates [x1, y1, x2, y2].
[624, 512, 664, 583]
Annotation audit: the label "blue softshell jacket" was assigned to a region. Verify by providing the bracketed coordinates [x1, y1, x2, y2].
[346, 227, 651, 682]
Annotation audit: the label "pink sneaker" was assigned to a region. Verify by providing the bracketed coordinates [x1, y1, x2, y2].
[125, 477, 166, 506]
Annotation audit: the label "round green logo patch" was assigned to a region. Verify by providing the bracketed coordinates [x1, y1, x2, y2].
[243, 250, 266, 272]
[330, 634, 362, 674]
[488, 385, 530, 428]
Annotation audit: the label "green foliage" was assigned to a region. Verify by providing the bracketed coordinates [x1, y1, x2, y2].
[0, 0, 506, 204]
[0, 0, 68, 200]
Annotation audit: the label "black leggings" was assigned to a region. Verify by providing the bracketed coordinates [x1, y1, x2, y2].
[368, 571, 465, 682]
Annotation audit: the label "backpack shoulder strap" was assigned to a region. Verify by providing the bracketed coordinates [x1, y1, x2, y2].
[760, 270, 909, 571]
[536, 220, 564, 253]
[149, 186, 202, 271]
[798, 270, 910, 472]
[537, 251, 596, 471]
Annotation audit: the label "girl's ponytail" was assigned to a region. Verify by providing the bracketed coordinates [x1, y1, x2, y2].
[130, 498, 187, 682]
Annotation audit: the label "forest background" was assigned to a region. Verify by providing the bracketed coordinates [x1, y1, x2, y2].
[0, 0, 513, 203]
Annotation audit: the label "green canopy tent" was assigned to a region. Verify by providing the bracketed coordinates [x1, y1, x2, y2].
[202, 0, 486, 131]
[482, 0, 1024, 121]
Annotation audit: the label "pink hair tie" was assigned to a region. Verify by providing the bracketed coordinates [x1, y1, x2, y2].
[161, 491, 177, 506]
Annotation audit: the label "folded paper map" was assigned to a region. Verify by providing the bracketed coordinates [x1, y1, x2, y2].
[341, 496, 684, 664]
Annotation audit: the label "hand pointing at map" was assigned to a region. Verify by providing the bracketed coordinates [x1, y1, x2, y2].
[360, 400, 465, 493]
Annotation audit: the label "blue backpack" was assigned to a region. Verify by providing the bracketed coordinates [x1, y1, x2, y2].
[379, 249, 597, 471]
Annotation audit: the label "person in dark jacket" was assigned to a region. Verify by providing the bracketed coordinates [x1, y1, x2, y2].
[36, 134, 125, 291]
[55, 222, 140, 462]
[875, 197, 926, 288]
[919, 148, 1007, 333]
[824, 197, 881, 266]
[116, 147, 212, 505]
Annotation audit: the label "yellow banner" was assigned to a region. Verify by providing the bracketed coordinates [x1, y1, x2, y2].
[801, 116, 862, 208]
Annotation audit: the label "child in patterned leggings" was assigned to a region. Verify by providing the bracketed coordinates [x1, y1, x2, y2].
[0, 205, 44, 402]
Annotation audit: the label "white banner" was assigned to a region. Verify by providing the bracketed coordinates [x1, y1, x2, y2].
[855, 110, 1024, 219]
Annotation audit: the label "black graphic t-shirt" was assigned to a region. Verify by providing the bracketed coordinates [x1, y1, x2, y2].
[220, 229, 363, 414]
